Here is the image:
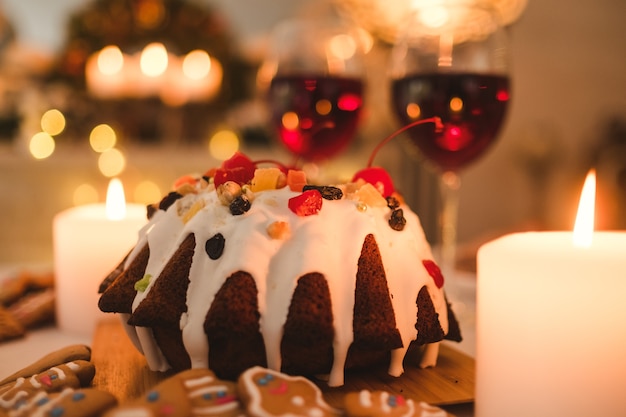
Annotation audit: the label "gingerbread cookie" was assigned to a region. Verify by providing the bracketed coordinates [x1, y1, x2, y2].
[238, 366, 340, 417]
[344, 390, 451, 417]
[0, 305, 24, 342]
[104, 368, 243, 417]
[0, 360, 95, 405]
[0, 345, 91, 386]
[1, 387, 117, 417]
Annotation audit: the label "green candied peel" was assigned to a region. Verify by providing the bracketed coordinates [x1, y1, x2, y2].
[134, 274, 152, 292]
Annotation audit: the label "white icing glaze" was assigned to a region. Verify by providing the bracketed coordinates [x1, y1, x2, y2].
[380, 391, 391, 413]
[50, 367, 66, 381]
[358, 390, 372, 408]
[65, 362, 80, 371]
[28, 374, 41, 389]
[188, 385, 230, 398]
[418, 401, 447, 417]
[184, 375, 215, 388]
[120, 182, 450, 384]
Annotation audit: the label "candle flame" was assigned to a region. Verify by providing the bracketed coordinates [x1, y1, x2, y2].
[572, 169, 596, 247]
[106, 178, 127, 220]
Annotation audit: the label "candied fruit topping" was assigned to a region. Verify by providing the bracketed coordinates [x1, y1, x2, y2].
[134, 274, 152, 292]
[389, 208, 406, 231]
[267, 221, 291, 239]
[230, 194, 251, 215]
[205, 233, 226, 260]
[173, 174, 197, 190]
[288, 189, 323, 216]
[355, 183, 388, 207]
[303, 185, 343, 200]
[423, 259, 444, 288]
[286, 170, 307, 192]
[352, 166, 395, 198]
[250, 167, 284, 192]
[182, 199, 206, 224]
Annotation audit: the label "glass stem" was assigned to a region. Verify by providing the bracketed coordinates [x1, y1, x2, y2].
[439, 171, 461, 276]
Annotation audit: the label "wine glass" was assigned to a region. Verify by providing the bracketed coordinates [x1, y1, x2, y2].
[260, 18, 366, 165]
[389, 0, 510, 274]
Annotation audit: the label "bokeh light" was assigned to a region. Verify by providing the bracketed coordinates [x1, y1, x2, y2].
[98, 148, 126, 177]
[208, 129, 239, 160]
[281, 112, 300, 131]
[89, 124, 117, 152]
[40, 109, 66, 136]
[134, 180, 162, 205]
[72, 183, 99, 206]
[29, 132, 55, 159]
[140, 42, 168, 77]
[183, 50, 211, 80]
[97, 45, 124, 75]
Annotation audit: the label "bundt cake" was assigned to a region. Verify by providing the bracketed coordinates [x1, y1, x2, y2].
[98, 152, 461, 387]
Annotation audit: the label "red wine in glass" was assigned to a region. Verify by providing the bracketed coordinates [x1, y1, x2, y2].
[268, 74, 364, 162]
[392, 73, 510, 171]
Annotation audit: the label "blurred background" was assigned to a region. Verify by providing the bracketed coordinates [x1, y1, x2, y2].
[0, 0, 624, 268]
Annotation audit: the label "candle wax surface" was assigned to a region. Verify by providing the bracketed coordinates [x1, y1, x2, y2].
[476, 231, 626, 417]
[53, 203, 147, 337]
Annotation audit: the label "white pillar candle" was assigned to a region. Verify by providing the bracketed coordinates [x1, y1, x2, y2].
[53, 179, 146, 336]
[476, 171, 626, 416]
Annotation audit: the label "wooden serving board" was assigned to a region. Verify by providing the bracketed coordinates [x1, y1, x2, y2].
[91, 318, 474, 408]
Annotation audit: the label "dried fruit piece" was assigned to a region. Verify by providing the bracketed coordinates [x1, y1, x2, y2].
[287, 170, 307, 192]
[352, 167, 395, 198]
[182, 199, 206, 224]
[389, 208, 406, 231]
[205, 233, 226, 260]
[288, 189, 322, 216]
[250, 167, 284, 192]
[386, 196, 400, 210]
[355, 183, 388, 207]
[213, 152, 257, 187]
[267, 221, 291, 239]
[423, 260, 444, 288]
[303, 185, 343, 200]
[217, 181, 242, 205]
[159, 192, 183, 211]
[173, 174, 197, 190]
[134, 274, 152, 292]
[230, 195, 251, 215]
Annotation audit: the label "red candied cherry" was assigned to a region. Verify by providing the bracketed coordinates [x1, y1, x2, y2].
[288, 189, 322, 216]
[422, 259, 444, 288]
[213, 151, 257, 187]
[352, 166, 395, 198]
[352, 117, 443, 198]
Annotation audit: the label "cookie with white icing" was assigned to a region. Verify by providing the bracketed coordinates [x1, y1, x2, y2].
[344, 390, 451, 417]
[0, 360, 95, 407]
[238, 366, 340, 417]
[2, 387, 117, 417]
[104, 368, 243, 417]
[0, 344, 91, 386]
